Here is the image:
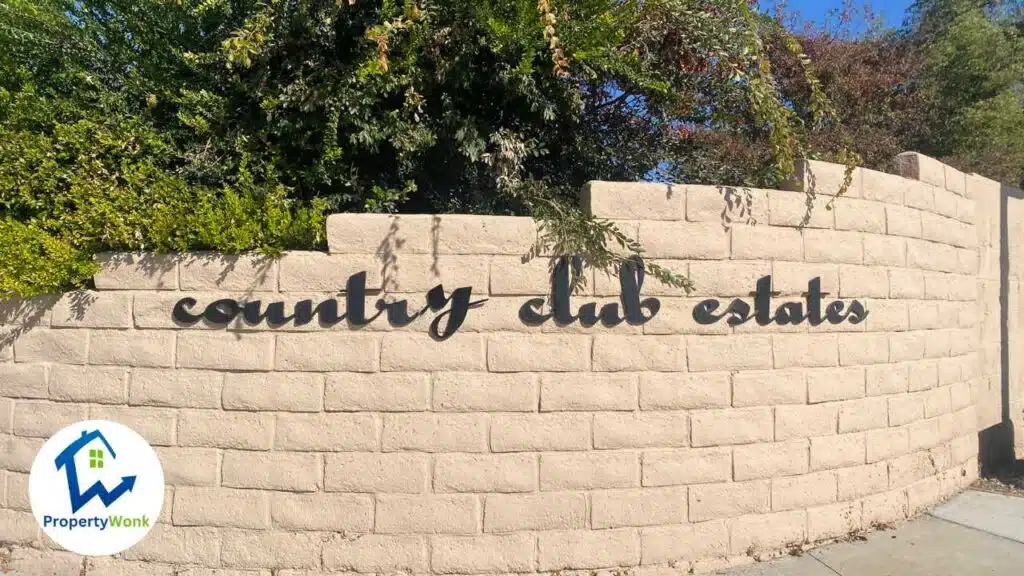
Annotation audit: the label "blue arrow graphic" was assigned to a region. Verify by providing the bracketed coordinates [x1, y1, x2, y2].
[72, 476, 137, 513]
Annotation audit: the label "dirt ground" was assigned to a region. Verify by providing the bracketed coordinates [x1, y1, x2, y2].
[973, 461, 1024, 497]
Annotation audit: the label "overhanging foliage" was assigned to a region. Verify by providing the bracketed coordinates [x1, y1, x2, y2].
[0, 0, 855, 297]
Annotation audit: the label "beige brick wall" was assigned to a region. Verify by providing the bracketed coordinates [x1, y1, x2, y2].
[0, 153, 985, 574]
[969, 167, 1024, 458]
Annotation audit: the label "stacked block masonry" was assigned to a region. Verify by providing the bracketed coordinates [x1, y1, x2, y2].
[0, 151, 1017, 575]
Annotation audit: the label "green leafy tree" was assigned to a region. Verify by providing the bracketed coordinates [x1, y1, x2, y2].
[909, 0, 1024, 185]
[0, 0, 842, 298]
[632, 2, 899, 189]
[670, 0, 1023, 189]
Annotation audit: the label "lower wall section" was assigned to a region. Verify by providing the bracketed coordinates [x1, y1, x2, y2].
[0, 371, 984, 575]
[0, 452, 978, 575]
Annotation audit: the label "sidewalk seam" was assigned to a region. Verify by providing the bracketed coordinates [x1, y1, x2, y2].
[807, 551, 842, 575]
[925, 512, 1024, 546]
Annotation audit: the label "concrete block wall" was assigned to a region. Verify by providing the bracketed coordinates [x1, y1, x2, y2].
[0, 153, 992, 575]
[967, 166, 1024, 459]
[967, 173, 1003, 434]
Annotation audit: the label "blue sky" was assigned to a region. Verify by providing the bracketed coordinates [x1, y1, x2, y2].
[759, 0, 913, 31]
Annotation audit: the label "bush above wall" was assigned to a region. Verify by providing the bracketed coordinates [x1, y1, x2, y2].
[0, 98, 327, 298]
[7, 0, 1016, 299]
[0, 0, 846, 299]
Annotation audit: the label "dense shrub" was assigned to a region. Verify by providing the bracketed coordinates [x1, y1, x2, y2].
[0, 90, 326, 297]
[0, 219, 97, 300]
[0, 0, 845, 297]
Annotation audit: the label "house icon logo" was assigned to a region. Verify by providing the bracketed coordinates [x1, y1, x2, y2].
[29, 420, 164, 556]
[55, 429, 137, 514]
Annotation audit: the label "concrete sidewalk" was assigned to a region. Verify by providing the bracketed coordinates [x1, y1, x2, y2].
[719, 490, 1024, 575]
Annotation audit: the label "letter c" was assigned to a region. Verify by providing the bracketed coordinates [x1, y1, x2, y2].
[172, 298, 202, 324]
[519, 297, 551, 326]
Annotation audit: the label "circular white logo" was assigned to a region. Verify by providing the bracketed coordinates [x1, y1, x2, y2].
[29, 420, 164, 556]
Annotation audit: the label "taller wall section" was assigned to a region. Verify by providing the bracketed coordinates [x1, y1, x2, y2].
[966, 161, 1024, 461]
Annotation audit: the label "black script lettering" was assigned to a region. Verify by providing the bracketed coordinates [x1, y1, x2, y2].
[551, 257, 579, 325]
[847, 300, 869, 324]
[692, 299, 722, 325]
[598, 302, 624, 327]
[172, 270, 484, 337]
[291, 299, 342, 326]
[345, 272, 380, 327]
[427, 285, 488, 340]
[204, 299, 240, 324]
[725, 299, 752, 326]
[518, 256, 659, 328]
[775, 302, 806, 325]
[519, 297, 549, 325]
[375, 298, 423, 327]
[620, 257, 659, 324]
[243, 301, 295, 327]
[577, 303, 601, 328]
[690, 275, 868, 328]
[753, 276, 780, 325]
[825, 301, 849, 324]
[172, 297, 202, 324]
[805, 277, 826, 326]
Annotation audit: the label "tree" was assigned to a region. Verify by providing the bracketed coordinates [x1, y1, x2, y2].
[0, 0, 845, 298]
[670, 0, 1024, 188]
[651, 2, 903, 188]
[770, 10, 926, 176]
[909, 0, 1024, 185]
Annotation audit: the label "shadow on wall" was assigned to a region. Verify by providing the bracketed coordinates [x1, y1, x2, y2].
[126, 252, 276, 332]
[375, 214, 443, 294]
[718, 186, 760, 231]
[0, 295, 58, 356]
[0, 253, 183, 354]
[980, 183, 1024, 476]
[717, 158, 823, 232]
[800, 163, 820, 229]
[0, 291, 98, 357]
[103, 252, 186, 285]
